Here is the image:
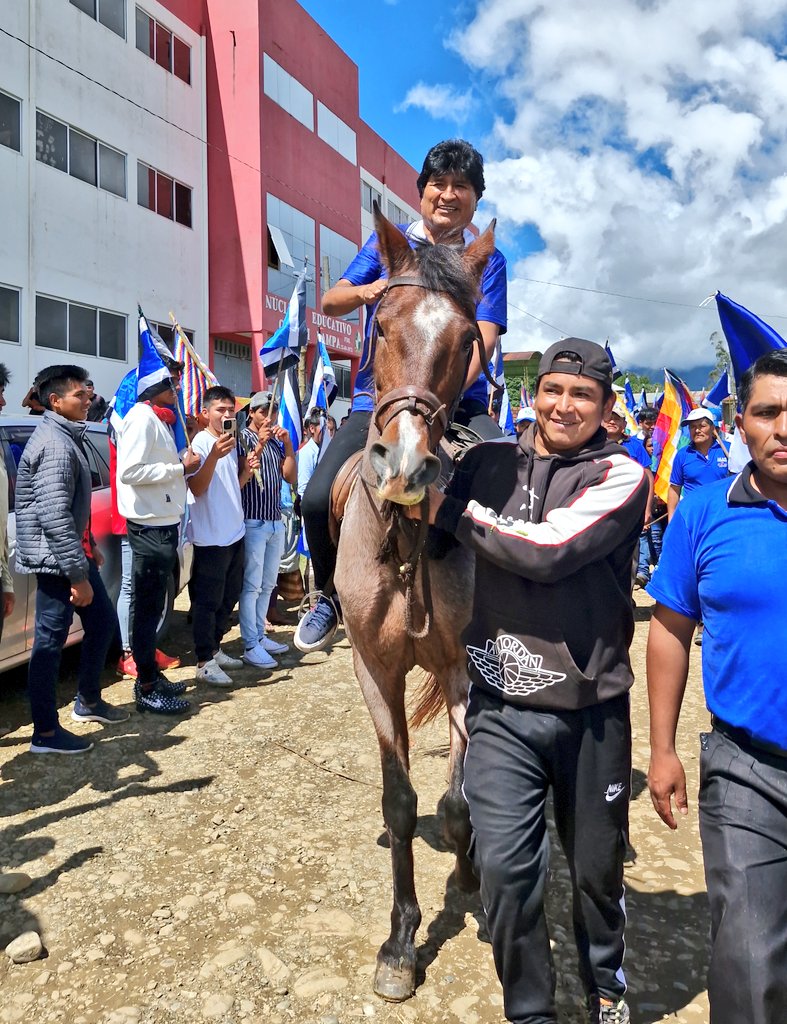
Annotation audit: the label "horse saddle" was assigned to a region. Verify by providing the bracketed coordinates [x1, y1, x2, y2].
[328, 423, 487, 545]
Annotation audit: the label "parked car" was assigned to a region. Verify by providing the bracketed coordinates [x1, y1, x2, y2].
[0, 416, 192, 674]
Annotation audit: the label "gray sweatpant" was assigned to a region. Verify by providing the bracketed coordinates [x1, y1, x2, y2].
[699, 727, 787, 1024]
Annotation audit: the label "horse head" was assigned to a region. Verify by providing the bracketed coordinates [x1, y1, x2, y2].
[368, 207, 496, 505]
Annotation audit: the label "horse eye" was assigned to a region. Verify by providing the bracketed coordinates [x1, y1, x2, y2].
[376, 322, 386, 339]
[463, 331, 476, 350]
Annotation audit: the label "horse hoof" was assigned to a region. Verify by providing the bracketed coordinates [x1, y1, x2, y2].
[373, 960, 416, 1002]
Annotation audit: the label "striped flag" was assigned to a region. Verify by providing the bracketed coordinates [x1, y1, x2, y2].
[491, 346, 514, 434]
[519, 382, 533, 408]
[624, 377, 636, 412]
[259, 266, 308, 379]
[278, 365, 303, 454]
[605, 341, 622, 380]
[306, 336, 337, 414]
[612, 395, 638, 437]
[651, 368, 696, 502]
[703, 368, 730, 408]
[171, 318, 218, 417]
[637, 387, 647, 409]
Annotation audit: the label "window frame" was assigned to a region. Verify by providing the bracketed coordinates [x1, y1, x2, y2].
[135, 6, 192, 85]
[137, 160, 192, 227]
[0, 285, 21, 346]
[0, 89, 22, 154]
[36, 110, 126, 198]
[35, 293, 127, 361]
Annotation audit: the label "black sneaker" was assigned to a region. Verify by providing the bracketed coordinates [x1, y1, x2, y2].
[30, 725, 93, 755]
[151, 673, 187, 697]
[134, 682, 190, 715]
[72, 696, 130, 724]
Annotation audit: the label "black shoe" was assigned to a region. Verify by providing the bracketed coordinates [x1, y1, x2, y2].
[134, 682, 189, 715]
[152, 673, 187, 697]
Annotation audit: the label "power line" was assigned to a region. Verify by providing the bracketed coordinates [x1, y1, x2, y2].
[516, 274, 787, 322]
[507, 300, 568, 337]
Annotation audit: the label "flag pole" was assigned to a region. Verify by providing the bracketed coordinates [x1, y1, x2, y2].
[139, 304, 191, 449]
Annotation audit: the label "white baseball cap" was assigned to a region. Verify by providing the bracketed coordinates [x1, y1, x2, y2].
[681, 408, 716, 427]
[516, 407, 536, 423]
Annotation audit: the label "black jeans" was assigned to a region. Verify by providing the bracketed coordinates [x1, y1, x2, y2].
[463, 689, 631, 1024]
[300, 402, 501, 592]
[28, 560, 117, 734]
[699, 727, 787, 1024]
[190, 539, 245, 662]
[126, 520, 179, 686]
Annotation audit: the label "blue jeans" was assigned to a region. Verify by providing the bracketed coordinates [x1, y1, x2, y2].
[117, 536, 133, 651]
[28, 559, 117, 734]
[239, 520, 286, 647]
[637, 518, 664, 581]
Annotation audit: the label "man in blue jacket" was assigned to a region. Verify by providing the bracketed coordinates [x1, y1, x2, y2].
[16, 364, 127, 754]
[647, 349, 787, 1024]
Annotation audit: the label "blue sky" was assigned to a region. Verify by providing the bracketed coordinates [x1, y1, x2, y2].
[299, 1, 787, 386]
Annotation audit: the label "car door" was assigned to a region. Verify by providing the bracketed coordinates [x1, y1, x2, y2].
[0, 424, 34, 664]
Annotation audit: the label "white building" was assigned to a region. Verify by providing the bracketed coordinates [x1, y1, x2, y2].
[0, 0, 208, 411]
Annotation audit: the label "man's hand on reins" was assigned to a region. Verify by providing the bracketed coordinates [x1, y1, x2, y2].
[402, 486, 444, 524]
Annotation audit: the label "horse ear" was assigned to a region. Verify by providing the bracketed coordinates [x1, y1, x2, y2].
[374, 201, 415, 277]
[461, 219, 496, 283]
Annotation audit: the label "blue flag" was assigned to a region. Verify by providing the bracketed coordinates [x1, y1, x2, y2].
[306, 337, 338, 413]
[624, 377, 636, 412]
[637, 387, 647, 409]
[604, 341, 622, 380]
[704, 369, 730, 407]
[277, 366, 303, 454]
[260, 267, 308, 377]
[716, 292, 787, 388]
[491, 346, 514, 434]
[108, 367, 139, 436]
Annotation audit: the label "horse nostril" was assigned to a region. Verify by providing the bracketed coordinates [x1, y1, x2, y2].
[369, 442, 390, 483]
[409, 453, 441, 490]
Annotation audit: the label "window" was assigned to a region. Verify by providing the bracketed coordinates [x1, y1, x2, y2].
[361, 180, 382, 214]
[69, 129, 97, 186]
[0, 286, 20, 344]
[334, 364, 352, 401]
[266, 195, 316, 307]
[99, 143, 126, 197]
[317, 102, 356, 164]
[150, 322, 193, 351]
[71, 0, 126, 39]
[263, 54, 314, 131]
[138, 162, 191, 226]
[99, 310, 126, 360]
[136, 7, 191, 83]
[36, 111, 126, 197]
[0, 91, 21, 153]
[267, 225, 294, 270]
[319, 225, 359, 323]
[35, 296, 68, 351]
[35, 294, 126, 360]
[388, 200, 414, 226]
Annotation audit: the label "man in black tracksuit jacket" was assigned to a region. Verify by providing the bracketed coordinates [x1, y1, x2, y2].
[427, 339, 649, 1024]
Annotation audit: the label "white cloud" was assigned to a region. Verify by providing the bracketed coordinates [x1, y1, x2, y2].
[397, 82, 474, 123]
[449, 0, 787, 375]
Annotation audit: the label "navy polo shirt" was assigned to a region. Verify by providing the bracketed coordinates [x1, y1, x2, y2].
[647, 465, 787, 750]
[669, 440, 728, 493]
[621, 436, 651, 469]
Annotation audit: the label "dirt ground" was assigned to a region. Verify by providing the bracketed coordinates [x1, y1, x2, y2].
[0, 588, 712, 1024]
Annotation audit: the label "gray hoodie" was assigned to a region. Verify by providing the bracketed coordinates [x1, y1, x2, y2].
[15, 411, 93, 582]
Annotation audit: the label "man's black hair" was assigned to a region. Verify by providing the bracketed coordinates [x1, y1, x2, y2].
[739, 349, 787, 410]
[35, 364, 88, 410]
[305, 407, 325, 428]
[637, 406, 658, 422]
[416, 139, 485, 199]
[0, 363, 10, 389]
[203, 384, 236, 407]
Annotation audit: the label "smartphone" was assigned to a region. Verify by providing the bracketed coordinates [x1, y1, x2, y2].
[222, 417, 237, 438]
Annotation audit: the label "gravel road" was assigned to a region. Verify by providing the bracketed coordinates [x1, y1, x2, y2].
[0, 589, 711, 1024]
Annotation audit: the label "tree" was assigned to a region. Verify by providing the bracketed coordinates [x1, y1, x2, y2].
[705, 330, 729, 389]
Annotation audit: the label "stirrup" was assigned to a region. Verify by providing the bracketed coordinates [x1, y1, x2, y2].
[297, 589, 341, 624]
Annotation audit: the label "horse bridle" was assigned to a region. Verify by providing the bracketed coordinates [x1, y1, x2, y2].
[367, 275, 501, 449]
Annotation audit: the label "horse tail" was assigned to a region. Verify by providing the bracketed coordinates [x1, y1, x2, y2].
[409, 672, 445, 730]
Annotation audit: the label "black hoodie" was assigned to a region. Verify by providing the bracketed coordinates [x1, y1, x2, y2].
[435, 422, 649, 710]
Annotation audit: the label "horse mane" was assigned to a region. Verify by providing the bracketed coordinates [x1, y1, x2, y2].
[410, 242, 480, 320]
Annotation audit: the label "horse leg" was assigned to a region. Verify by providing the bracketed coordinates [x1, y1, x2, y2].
[355, 657, 421, 1001]
[440, 674, 478, 893]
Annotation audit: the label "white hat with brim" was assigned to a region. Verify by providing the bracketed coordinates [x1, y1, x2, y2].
[681, 408, 716, 427]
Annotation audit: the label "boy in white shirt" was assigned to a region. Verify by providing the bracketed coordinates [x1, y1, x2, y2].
[187, 386, 258, 686]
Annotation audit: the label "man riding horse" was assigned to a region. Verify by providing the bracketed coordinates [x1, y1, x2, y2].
[295, 138, 507, 654]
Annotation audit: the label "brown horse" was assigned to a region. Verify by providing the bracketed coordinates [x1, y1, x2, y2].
[333, 209, 496, 1001]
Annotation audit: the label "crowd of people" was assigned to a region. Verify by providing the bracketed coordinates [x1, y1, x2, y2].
[0, 136, 784, 1024]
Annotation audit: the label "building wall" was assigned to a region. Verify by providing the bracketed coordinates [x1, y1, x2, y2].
[0, 0, 207, 410]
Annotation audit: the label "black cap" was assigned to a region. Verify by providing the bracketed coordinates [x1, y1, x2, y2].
[537, 338, 613, 387]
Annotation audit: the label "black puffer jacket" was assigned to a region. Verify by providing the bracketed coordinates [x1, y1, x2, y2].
[435, 423, 649, 710]
[15, 411, 93, 582]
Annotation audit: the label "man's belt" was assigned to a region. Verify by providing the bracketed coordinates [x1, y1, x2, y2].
[712, 716, 787, 762]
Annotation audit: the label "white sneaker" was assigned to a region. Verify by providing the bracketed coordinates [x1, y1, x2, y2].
[196, 658, 233, 687]
[242, 644, 277, 669]
[214, 648, 243, 669]
[259, 635, 288, 655]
